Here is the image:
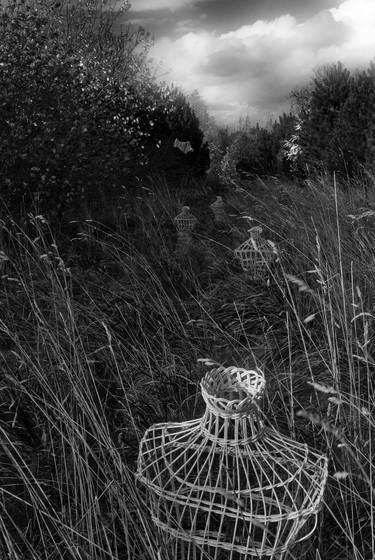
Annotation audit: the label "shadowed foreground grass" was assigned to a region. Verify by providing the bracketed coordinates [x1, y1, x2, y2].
[0, 176, 374, 560]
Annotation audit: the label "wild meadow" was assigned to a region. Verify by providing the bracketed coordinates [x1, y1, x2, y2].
[2, 1, 375, 558]
[0, 174, 374, 560]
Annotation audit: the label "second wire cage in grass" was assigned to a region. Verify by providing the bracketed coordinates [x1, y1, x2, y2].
[234, 226, 275, 281]
[174, 206, 198, 233]
[174, 206, 198, 255]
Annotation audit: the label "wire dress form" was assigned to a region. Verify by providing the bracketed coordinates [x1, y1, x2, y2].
[174, 206, 198, 255]
[175, 206, 198, 233]
[234, 226, 274, 281]
[136, 367, 328, 560]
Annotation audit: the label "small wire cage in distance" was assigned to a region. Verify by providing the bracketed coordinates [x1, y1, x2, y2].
[136, 366, 328, 560]
[234, 226, 274, 280]
[174, 206, 198, 233]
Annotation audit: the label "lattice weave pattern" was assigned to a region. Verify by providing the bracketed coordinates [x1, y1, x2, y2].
[137, 367, 328, 559]
[175, 206, 198, 233]
[234, 226, 274, 280]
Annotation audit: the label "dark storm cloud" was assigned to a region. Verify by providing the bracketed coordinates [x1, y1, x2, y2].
[128, 0, 342, 35]
[191, 0, 342, 32]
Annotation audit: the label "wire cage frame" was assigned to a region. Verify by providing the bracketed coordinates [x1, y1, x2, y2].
[234, 226, 274, 280]
[175, 206, 198, 234]
[210, 196, 226, 224]
[136, 366, 328, 560]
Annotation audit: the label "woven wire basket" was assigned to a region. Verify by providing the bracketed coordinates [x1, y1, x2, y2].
[175, 206, 198, 233]
[234, 226, 274, 280]
[136, 366, 328, 560]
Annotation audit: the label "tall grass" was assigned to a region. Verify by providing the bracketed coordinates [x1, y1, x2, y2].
[229, 175, 375, 559]
[0, 175, 374, 559]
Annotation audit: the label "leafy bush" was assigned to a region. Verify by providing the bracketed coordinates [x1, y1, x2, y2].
[142, 87, 210, 183]
[0, 0, 208, 222]
[207, 115, 296, 185]
[286, 61, 375, 180]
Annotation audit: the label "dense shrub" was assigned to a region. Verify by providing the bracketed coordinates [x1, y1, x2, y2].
[0, 0, 208, 221]
[206, 114, 295, 185]
[143, 87, 210, 182]
[286, 61, 375, 180]
[206, 60, 375, 185]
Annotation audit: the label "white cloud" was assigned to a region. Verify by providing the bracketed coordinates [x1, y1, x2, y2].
[149, 1, 375, 124]
[331, 0, 375, 30]
[330, 0, 375, 64]
[221, 15, 297, 42]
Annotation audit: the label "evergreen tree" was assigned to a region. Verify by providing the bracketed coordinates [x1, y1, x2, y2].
[301, 62, 351, 175]
[287, 62, 372, 178]
[338, 70, 373, 175]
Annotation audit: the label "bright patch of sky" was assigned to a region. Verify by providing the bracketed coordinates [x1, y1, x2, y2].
[127, 0, 375, 125]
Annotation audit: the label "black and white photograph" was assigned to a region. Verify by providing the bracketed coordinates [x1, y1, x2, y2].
[0, 0, 374, 559]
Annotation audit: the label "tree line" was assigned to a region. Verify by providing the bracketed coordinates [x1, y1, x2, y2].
[204, 60, 375, 186]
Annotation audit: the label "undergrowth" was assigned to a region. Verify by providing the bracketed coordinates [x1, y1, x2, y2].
[0, 175, 374, 559]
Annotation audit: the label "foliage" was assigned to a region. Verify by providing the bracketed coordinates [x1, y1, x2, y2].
[286, 61, 375, 180]
[0, 175, 374, 559]
[206, 126, 231, 181]
[364, 61, 375, 172]
[144, 87, 210, 182]
[186, 89, 218, 143]
[235, 126, 275, 177]
[0, 0, 208, 222]
[0, 1, 136, 217]
[206, 114, 296, 185]
[293, 62, 352, 176]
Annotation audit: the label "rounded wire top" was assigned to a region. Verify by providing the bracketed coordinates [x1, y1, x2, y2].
[200, 366, 265, 418]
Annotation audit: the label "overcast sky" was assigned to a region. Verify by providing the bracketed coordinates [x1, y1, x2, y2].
[126, 0, 375, 125]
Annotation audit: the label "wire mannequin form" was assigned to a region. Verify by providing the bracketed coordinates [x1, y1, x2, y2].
[174, 206, 198, 256]
[210, 197, 226, 225]
[234, 226, 275, 281]
[136, 367, 328, 560]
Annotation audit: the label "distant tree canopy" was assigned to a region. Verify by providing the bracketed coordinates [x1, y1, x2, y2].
[0, 0, 208, 220]
[205, 114, 296, 184]
[286, 61, 375, 180]
[197, 60, 375, 187]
